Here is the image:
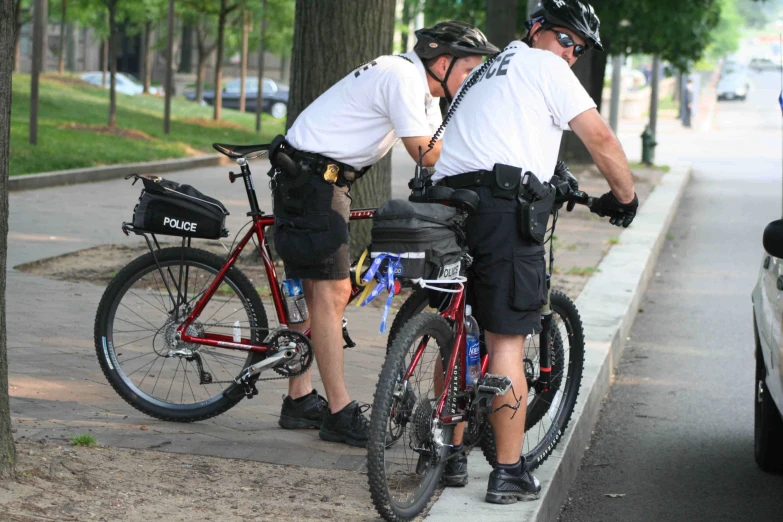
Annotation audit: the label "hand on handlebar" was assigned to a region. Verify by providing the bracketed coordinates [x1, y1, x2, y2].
[590, 191, 639, 228]
[551, 162, 580, 211]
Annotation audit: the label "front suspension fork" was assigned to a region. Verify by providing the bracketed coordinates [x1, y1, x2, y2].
[538, 291, 553, 392]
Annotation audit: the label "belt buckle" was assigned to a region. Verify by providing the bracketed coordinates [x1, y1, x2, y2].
[323, 164, 340, 184]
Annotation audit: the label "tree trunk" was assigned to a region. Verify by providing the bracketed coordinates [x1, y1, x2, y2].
[400, 0, 411, 52]
[0, 0, 16, 481]
[179, 22, 192, 73]
[279, 53, 288, 83]
[213, 0, 227, 120]
[101, 38, 107, 87]
[164, 0, 174, 134]
[13, 0, 21, 72]
[142, 21, 151, 94]
[289, 0, 395, 257]
[486, 0, 518, 48]
[58, 0, 66, 74]
[29, 0, 45, 145]
[65, 21, 76, 71]
[40, 0, 47, 73]
[558, 50, 608, 164]
[255, 0, 267, 132]
[107, 0, 117, 127]
[196, 54, 207, 104]
[239, 10, 248, 113]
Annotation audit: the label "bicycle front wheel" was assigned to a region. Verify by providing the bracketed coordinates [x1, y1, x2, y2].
[368, 313, 455, 522]
[94, 247, 268, 422]
[480, 289, 585, 471]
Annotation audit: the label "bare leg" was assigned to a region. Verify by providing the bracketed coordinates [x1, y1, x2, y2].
[485, 331, 528, 465]
[307, 278, 353, 413]
[287, 280, 315, 399]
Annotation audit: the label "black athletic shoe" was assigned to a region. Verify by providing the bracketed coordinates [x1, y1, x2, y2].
[278, 389, 328, 429]
[485, 465, 541, 504]
[319, 401, 370, 448]
[441, 445, 468, 487]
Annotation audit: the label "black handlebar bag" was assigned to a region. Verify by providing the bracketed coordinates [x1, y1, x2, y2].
[370, 199, 465, 281]
[132, 177, 229, 239]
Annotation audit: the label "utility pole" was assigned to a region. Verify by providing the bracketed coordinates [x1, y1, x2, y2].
[164, 0, 174, 134]
[30, 0, 46, 145]
[609, 53, 623, 133]
[648, 54, 661, 162]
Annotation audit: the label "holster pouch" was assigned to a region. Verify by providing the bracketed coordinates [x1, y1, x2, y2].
[518, 177, 555, 245]
[492, 163, 522, 200]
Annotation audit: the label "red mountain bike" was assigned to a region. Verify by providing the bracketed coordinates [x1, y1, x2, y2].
[94, 144, 379, 422]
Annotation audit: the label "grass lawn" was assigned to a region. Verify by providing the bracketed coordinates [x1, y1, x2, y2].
[10, 73, 286, 176]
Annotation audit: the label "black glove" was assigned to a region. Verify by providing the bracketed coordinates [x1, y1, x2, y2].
[591, 191, 639, 228]
[552, 162, 580, 211]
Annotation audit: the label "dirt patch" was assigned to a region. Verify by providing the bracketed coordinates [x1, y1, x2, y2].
[180, 118, 249, 131]
[1, 439, 379, 522]
[59, 123, 155, 141]
[42, 73, 92, 88]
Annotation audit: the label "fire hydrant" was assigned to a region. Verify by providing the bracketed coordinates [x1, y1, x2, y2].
[641, 125, 658, 165]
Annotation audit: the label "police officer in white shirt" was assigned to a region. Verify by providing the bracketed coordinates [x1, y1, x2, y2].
[433, 0, 638, 503]
[269, 22, 499, 448]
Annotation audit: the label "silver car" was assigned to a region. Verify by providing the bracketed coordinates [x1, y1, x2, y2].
[751, 219, 783, 471]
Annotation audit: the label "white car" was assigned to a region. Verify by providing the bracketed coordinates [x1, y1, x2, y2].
[80, 72, 162, 96]
[717, 72, 751, 101]
[751, 219, 783, 472]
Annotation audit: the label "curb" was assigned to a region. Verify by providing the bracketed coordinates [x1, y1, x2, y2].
[9, 154, 228, 192]
[426, 163, 692, 522]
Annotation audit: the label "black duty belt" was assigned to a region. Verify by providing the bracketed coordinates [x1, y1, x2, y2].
[439, 170, 495, 189]
[286, 146, 370, 187]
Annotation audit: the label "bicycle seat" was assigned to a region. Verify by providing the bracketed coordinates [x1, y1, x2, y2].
[212, 143, 270, 159]
[450, 189, 480, 214]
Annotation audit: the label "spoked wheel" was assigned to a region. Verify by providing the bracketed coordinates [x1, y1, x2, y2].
[94, 247, 268, 422]
[480, 289, 585, 471]
[368, 313, 455, 522]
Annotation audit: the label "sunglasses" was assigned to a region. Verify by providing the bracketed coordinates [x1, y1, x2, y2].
[544, 27, 587, 57]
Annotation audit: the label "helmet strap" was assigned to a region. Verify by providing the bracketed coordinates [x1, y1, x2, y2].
[424, 56, 458, 103]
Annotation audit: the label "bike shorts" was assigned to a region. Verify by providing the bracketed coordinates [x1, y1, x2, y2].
[273, 176, 351, 281]
[465, 187, 547, 336]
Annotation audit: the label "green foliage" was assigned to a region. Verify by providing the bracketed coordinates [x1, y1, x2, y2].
[70, 434, 96, 447]
[706, 0, 743, 59]
[423, 0, 486, 27]
[10, 74, 285, 175]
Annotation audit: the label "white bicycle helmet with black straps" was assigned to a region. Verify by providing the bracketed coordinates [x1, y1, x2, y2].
[527, 0, 603, 51]
[413, 21, 500, 102]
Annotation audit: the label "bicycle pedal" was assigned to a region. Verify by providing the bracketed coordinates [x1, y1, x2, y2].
[241, 380, 259, 399]
[478, 374, 512, 396]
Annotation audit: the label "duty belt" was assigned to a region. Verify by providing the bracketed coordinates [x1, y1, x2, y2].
[439, 170, 496, 189]
[282, 143, 370, 187]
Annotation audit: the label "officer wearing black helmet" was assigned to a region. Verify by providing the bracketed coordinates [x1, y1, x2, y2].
[270, 22, 498, 448]
[433, 0, 638, 503]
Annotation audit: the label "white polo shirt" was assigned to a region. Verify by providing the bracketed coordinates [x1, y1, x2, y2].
[286, 51, 441, 170]
[433, 41, 596, 184]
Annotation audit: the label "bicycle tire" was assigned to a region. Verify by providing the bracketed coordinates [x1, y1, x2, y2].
[479, 289, 584, 471]
[94, 247, 268, 422]
[368, 313, 455, 522]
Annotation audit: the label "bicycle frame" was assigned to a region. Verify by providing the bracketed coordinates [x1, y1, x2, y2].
[159, 157, 375, 355]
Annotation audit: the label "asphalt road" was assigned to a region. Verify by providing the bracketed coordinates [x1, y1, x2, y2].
[559, 71, 783, 521]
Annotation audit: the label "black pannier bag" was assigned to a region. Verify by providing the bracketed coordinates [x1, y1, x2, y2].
[132, 176, 229, 239]
[370, 199, 465, 281]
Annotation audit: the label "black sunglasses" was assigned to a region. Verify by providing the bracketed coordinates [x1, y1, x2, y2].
[544, 27, 587, 57]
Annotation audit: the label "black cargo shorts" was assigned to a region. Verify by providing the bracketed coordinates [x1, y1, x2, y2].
[273, 176, 351, 280]
[465, 186, 547, 336]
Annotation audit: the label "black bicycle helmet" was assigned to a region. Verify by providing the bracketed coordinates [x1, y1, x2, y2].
[414, 21, 500, 60]
[528, 0, 603, 51]
[413, 21, 499, 103]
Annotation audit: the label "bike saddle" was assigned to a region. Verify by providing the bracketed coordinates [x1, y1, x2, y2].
[450, 189, 480, 214]
[425, 185, 455, 202]
[212, 143, 270, 159]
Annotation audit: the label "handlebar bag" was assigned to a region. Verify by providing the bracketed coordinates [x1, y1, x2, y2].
[132, 176, 229, 239]
[370, 199, 465, 281]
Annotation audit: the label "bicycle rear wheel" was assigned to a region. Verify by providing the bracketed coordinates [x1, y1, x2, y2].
[368, 313, 455, 522]
[480, 289, 585, 471]
[94, 247, 268, 422]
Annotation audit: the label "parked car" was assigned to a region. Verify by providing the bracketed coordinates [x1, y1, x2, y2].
[188, 78, 289, 119]
[751, 220, 783, 472]
[716, 72, 751, 101]
[80, 72, 162, 96]
[749, 57, 782, 72]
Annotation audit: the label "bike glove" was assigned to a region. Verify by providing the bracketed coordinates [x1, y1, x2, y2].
[591, 191, 639, 228]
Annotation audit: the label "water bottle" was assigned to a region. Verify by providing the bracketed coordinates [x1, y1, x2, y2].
[233, 320, 242, 343]
[282, 278, 309, 324]
[465, 305, 481, 387]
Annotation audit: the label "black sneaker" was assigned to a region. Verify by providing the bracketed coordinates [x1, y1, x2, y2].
[278, 389, 328, 429]
[319, 401, 369, 448]
[485, 464, 541, 504]
[441, 445, 468, 487]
